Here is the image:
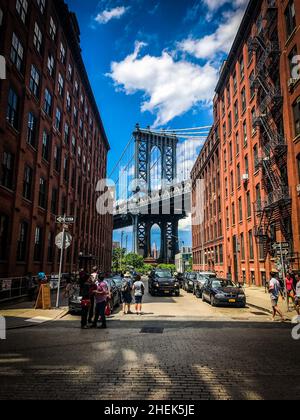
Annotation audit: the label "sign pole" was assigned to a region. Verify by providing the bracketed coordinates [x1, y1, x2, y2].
[56, 220, 66, 309]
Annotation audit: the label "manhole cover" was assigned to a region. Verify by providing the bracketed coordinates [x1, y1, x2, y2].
[140, 327, 164, 334]
[251, 312, 267, 316]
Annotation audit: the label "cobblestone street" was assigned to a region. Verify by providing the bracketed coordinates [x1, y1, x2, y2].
[0, 285, 299, 400]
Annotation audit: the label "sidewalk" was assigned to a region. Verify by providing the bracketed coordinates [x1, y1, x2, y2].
[0, 294, 68, 330]
[245, 286, 297, 320]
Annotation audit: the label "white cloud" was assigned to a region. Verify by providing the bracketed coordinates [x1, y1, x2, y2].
[179, 214, 192, 232]
[178, 8, 245, 60]
[203, 0, 248, 12]
[95, 6, 129, 24]
[177, 138, 205, 181]
[108, 42, 218, 127]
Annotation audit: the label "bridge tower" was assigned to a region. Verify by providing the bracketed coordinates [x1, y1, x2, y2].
[132, 124, 181, 263]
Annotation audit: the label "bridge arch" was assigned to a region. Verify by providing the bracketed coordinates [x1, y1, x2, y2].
[150, 146, 162, 191]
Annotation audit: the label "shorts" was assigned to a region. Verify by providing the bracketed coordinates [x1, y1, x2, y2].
[122, 292, 132, 305]
[271, 296, 279, 307]
[135, 295, 143, 304]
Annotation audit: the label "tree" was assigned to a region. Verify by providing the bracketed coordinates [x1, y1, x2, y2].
[112, 248, 126, 273]
[124, 253, 145, 271]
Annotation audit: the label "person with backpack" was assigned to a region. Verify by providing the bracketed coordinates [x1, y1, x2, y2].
[122, 273, 133, 315]
[133, 275, 145, 315]
[269, 272, 285, 322]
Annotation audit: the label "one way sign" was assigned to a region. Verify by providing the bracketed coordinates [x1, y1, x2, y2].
[56, 216, 75, 224]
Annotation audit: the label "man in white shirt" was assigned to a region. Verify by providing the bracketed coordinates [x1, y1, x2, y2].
[269, 272, 285, 322]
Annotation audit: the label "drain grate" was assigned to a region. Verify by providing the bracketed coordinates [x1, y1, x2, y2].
[140, 327, 164, 334]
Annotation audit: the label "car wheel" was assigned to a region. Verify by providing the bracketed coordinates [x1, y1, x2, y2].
[202, 293, 206, 303]
[210, 295, 216, 307]
[175, 291, 180, 297]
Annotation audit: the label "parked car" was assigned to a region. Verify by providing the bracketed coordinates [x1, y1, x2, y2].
[149, 269, 180, 296]
[175, 273, 185, 289]
[104, 278, 122, 312]
[202, 278, 246, 308]
[183, 272, 197, 293]
[193, 274, 210, 298]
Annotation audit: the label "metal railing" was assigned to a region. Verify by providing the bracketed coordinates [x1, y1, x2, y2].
[0, 273, 69, 303]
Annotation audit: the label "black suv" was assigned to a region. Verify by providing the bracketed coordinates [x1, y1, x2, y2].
[149, 269, 180, 296]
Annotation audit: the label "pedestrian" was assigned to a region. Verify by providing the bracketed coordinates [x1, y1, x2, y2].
[91, 275, 109, 329]
[91, 266, 99, 282]
[80, 276, 93, 330]
[63, 278, 74, 300]
[88, 273, 97, 325]
[285, 272, 295, 311]
[122, 273, 133, 315]
[79, 269, 88, 295]
[294, 275, 300, 316]
[133, 275, 145, 315]
[26, 272, 37, 302]
[269, 272, 285, 322]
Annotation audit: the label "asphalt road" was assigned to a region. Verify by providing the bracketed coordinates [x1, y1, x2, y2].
[0, 283, 299, 400]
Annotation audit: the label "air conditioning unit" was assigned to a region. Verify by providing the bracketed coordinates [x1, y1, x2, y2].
[297, 184, 300, 196]
[242, 174, 249, 182]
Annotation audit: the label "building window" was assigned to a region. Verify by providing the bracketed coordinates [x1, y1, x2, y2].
[17, 221, 28, 261]
[232, 202, 236, 226]
[68, 63, 73, 81]
[233, 72, 237, 93]
[244, 155, 249, 175]
[64, 123, 70, 144]
[293, 97, 300, 137]
[253, 144, 259, 171]
[234, 100, 238, 124]
[0, 214, 9, 260]
[285, 0, 296, 39]
[54, 145, 61, 172]
[48, 231, 54, 262]
[29, 65, 40, 98]
[237, 163, 241, 187]
[23, 165, 33, 201]
[37, 0, 46, 14]
[246, 191, 252, 218]
[34, 226, 43, 261]
[66, 91, 71, 111]
[243, 120, 248, 146]
[241, 87, 246, 112]
[39, 177, 47, 209]
[236, 132, 240, 155]
[240, 56, 245, 80]
[240, 233, 245, 260]
[1, 151, 14, 190]
[230, 171, 234, 193]
[55, 108, 62, 132]
[47, 54, 55, 77]
[229, 141, 233, 163]
[49, 16, 57, 40]
[44, 89, 52, 116]
[42, 130, 50, 161]
[219, 245, 223, 264]
[58, 73, 64, 97]
[10, 33, 24, 72]
[6, 88, 19, 129]
[51, 188, 58, 214]
[228, 112, 232, 133]
[238, 197, 243, 222]
[27, 112, 37, 148]
[289, 45, 298, 78]
[16, 0, 28, 24]
[63, 156, 69, 181]
[256, 184, 261, 210]
[250, 71, 255, 98]
[60, 42, 66, 64]
[33, 22, 43, 53]
[249, 230, 254, 260]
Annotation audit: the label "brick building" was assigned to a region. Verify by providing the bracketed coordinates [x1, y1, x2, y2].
[192, 0, 300, 286]
[0, 0, 113, 278]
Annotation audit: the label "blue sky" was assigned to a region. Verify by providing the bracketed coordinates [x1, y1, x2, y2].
[66, 0, 249, 250]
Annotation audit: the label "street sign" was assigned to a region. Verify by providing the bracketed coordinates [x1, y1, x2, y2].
[273, 242, 290, 250]
[55, 232, 72, 250]
[56, 216, 75, 224]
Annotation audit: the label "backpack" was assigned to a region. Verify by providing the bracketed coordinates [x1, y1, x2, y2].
[122, 280, 131, 293]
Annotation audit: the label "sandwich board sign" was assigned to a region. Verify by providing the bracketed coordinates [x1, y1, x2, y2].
[35, 284, 52, 310]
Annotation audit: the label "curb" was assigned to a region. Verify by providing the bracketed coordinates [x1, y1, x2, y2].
[6, 308, 69, 331]
[247, 302, 272, 315]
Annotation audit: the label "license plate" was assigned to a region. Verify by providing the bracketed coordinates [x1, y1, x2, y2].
[164, 291, 170, 294]
[229, 299, 236, 303]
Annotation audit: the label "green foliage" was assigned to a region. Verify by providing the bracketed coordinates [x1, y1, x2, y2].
[124, 253, 145, 270]
[157, 264, 176, 273]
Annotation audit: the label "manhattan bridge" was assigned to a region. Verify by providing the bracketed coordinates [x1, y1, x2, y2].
[110, 124, 210, 263]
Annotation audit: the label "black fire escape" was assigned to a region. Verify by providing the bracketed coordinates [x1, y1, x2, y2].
[248, 1, 292, 260]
